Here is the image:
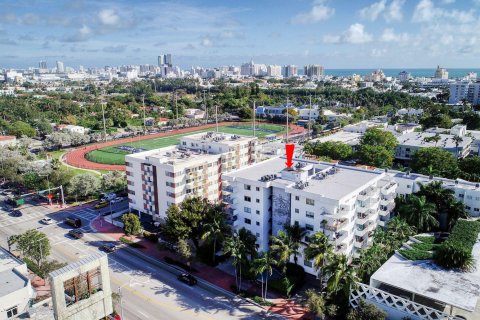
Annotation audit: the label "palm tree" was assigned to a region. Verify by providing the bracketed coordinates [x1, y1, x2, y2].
[402, 195, 439, 232]
[446, 200, 468, 231]
[201, 213, 226, 264]
[386, 217, 416, 244]
[323, 254, 359, 300]
[238, 227, 257, 261]
[251, 251, 275, 300]
[304, 232, 334, 289]
[453, 135, 464, 158]
[284, 222, 308, 265]
[355, 245, 388, 283]
[270, 230, 294, 273]
[224, 232, 246, 291]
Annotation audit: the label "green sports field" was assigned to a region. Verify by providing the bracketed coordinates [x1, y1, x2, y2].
[86, 124, 286, 165]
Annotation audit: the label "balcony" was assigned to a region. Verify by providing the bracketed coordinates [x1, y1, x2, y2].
[354, 237, 368, 249]
[381, 182, 397, 195]
[355, 225, 369, 237]
[324, 218, 349, 232]
[357, 213, 369, 225]
[357, 205, 368, 214]
[332, 231, 349, 245]
[223, 196, 238, 206]
[222, 185, 234, 193]
[336, 243, 348, 254]
[358, 187, 377, 201]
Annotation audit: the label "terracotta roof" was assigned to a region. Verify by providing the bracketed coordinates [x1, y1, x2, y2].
[0, 136, 16, 141]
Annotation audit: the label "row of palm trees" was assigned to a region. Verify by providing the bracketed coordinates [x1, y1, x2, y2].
[223, 223, 358, 302]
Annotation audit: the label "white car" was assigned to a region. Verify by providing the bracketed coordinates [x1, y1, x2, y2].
[41, 217, 54, 225]
[110, 197, 124, 204]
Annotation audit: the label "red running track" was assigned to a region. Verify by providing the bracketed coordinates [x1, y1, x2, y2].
[64, 122, 305, 171]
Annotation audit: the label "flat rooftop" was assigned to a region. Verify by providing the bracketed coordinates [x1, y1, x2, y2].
[371, 237, 480, 312]
[225, 157, 382, 200]
[311, 131, 362, 145]
[0, 246, 22, 273]
[396, 132, 472, 148]
[0, 269, 29, 296]
[126, 145, 219, 165]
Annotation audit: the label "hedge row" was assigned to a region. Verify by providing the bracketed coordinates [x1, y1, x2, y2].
[435, 220, 480, 270]
[399, 249, 434, 261]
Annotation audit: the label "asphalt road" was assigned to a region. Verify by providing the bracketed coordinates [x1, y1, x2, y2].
[0, 201, 274, 320]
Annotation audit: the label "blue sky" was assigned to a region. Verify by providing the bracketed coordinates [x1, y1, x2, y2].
[1, 0, 480, 69]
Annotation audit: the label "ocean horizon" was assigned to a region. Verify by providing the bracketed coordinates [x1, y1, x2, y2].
[321, 68, 480, 79]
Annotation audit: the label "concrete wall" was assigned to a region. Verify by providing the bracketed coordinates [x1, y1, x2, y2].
[49, 254, 112, 320]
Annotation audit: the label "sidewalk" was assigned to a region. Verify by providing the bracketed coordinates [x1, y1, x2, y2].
[91, 216, 311, 319]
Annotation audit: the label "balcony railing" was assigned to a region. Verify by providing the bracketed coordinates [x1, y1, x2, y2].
[324, 218, 349, 232]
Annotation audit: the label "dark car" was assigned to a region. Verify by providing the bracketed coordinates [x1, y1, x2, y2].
[177, 273, 197, 286]
[100, 243, 118, 253]
[65, 217, 82, 228]
[10, 210, 22, 217]
[68, 229, 84, 239]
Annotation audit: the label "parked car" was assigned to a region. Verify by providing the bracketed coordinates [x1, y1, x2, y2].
[95, 201, 109, 210]
[10, 210, 22, 217]
[101, 192, 116, 202]
[177, 273, 197, 286]
[41, 217, 54, 225]
[65, 217, 82, 228]
[100, 243, 118, 253]
[110, 197, 123, 204]
[68, 229, 84, 239]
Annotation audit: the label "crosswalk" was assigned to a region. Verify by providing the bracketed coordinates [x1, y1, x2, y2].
[0, 208, 55, 228]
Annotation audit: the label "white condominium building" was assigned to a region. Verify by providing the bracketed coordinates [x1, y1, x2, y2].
[126, 132, 259, 221]
[223, 157, 397, 275]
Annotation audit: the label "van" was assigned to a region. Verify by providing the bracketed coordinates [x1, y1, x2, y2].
[65, 217, 82, 228]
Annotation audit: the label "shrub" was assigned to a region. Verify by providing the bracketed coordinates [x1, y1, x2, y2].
[122, 213, 142, 236]
[399, 249, 433, 261]
[163, 256, 197, 273]
[410, 242, 440, 252]
[251, 296, 275, 306]
[143, 231, 158, 242]
[414, 236, 435, 244]
[119, 236, 145, 249]
[269, 263, 305, 297]
[435, 220, 480, 270]
[347, 300, 387, 320]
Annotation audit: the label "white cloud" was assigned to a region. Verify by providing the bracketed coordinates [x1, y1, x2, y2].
[98, 9, 120, 26]
[371, 48, 387, 57]
[384, 0, 405, 22]
[359, 0, 386, 21]
[323, 23, 373, 44]
[291, 0, 335, 24]
[201, 37, 213, 47]
[412, 0, 475, 23]
[380, 28, 409, 42]
[63, 24, 92, 42]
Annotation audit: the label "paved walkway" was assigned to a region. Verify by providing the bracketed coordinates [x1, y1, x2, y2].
[65, 122, 305, 171]
[91, 216, 310, 319]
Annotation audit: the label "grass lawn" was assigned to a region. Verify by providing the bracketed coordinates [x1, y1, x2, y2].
[87, 124, 286, 165]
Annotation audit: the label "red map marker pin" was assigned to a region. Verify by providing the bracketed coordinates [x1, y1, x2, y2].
[285, 144, 294, 168]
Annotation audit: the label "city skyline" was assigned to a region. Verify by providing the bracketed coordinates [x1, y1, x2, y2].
[1, 0, 480, 69]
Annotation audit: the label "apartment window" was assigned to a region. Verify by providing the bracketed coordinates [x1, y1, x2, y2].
[256, 187, 260, 191]
[305, 224, 314, 231]
[476, 197, 480, 201]
[304, 235, 311, 243]
[6, 306, 18, 319]
[294, 208, 299, 213]
[165, 171, 174, 178]
[244, 196, 251, 202]
[467, 195, 473, 200]
[244, 184, 251, 191]
[459, 193, 465, 198]
[306, 211, 314, 219]
[244, 218, 251, 224]
[256, 210, 260, 215]
[256, 199, 260, 203]
[306, 198, 315, 206]
[256, 221, 260, 226]
[303, 259, 313, 268]
[256, 232, 260, 237]
[466, 206, 471, 210]
[295, 196, 300, 201]
[244, 207, 251, 213]
[475, 208, 480, 212]
[407, 185, 411, 189]
[128, 190, 135, 195]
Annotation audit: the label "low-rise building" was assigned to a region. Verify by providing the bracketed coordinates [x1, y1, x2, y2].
[0, 247, 35, 319]
[395, 131, 472, 160]
[126, 132, 259, 222]
[184, 108, 205, 120]
[223, 157, 397, 275]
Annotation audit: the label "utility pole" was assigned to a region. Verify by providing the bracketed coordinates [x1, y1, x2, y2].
[253, 101, 256, 137]
[309, 95, 312, 140]
[215, 105, 219, 133]
[101, 101, 107, 142]
[203, 90, 207, 125]
[142, 94, 146, 135]
[286, 97, 289, 143]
